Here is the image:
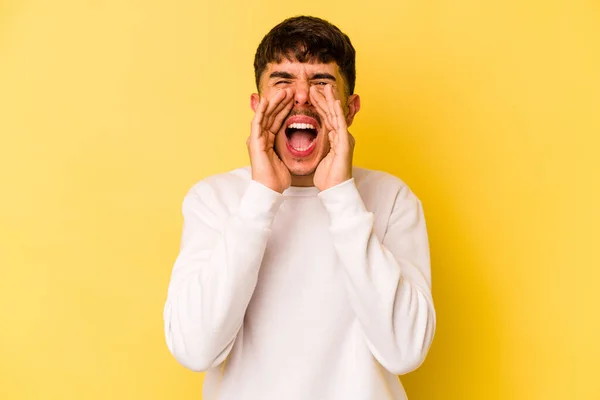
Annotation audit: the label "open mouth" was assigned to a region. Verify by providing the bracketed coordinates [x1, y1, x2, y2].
[284, 116, 320, 157]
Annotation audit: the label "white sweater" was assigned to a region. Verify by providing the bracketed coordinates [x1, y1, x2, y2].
[163, 166, 436, 400]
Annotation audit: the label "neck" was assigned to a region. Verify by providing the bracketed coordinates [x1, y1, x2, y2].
[291, 174, 315, 187]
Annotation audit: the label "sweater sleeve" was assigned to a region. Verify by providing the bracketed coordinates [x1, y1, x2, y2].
[318, 178, 436, 375]
[163, 180, 283, 372]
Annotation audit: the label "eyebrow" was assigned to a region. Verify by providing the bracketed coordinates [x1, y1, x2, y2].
[269, 71, 295, 79]
[268, 71, 337, 81]
[310, 73, 336, 81]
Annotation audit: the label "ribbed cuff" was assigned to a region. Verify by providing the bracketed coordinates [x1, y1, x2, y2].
[318, 178, 369, 225]
[237, 180, 284, 227]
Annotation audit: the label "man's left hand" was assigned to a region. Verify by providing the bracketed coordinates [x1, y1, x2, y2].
[310, 84, 355, 191]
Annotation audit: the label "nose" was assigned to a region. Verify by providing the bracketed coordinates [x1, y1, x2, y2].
[294, 82, 311, 106]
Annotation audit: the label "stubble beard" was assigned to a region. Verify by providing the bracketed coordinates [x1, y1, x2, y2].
[273, 144, 322, 177]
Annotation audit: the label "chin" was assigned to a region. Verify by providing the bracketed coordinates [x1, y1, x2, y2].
[274, 142, 322, 174]
[285, 162, 318, 178]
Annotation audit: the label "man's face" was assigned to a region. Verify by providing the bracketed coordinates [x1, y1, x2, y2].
[251, 59, 360, 185]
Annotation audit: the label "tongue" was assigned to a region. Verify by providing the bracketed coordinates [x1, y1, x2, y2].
[289, 130, 315, 149]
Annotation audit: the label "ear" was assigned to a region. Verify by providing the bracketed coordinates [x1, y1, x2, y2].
[345, 94, 361, 127]
[250, 93, 260, 112]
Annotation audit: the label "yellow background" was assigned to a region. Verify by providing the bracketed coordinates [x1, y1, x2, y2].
[1, 0, 599, 399]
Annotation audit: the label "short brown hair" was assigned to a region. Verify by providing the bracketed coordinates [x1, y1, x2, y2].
[253, 16, 356, 94]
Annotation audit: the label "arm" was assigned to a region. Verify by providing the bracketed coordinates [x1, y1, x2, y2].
[309, 84, 435, 374]
[319, 178, 436, 375]
[163, 180, 282, 372]
[164, 86, 295, 372]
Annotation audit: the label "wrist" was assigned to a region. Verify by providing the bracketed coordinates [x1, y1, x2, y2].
[238, 180, 284, 224]
[318, 178, 368, 223]
[316, 171, 353, 191]
[250, 164, 290, 194]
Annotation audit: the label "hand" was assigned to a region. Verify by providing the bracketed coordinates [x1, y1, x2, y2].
[247, 89, 294, 193]
[310, 85, 355, 191]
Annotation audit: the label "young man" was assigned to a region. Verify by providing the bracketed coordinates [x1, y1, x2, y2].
[164, 16, 436, 400]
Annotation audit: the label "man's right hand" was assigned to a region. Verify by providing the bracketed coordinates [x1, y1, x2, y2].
[247, 89, 294, 193]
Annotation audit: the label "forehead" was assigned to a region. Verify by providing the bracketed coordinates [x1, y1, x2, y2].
[263, 59, 341, 78]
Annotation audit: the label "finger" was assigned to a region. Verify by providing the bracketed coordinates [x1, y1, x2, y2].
[265, 89, 293, 130]
[332, 99, 350, 148]
[319, 85, 338, 131]
[269, 97, 295, 134]
[251, 97, 269, 138]
[265, 89, 291, 127]
[333, 99, 348, 132]
[310, 85, 330, 117]
[262, 89, 290, 129]
[324, 85, 339, 131]
[309, 86, 334, 131]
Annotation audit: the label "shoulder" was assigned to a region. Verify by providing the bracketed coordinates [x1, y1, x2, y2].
[185, 166, 252, 208]
[352, 166, 418, 204]
[352, 167, 425, 241]
[188, 166, 250, 191]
